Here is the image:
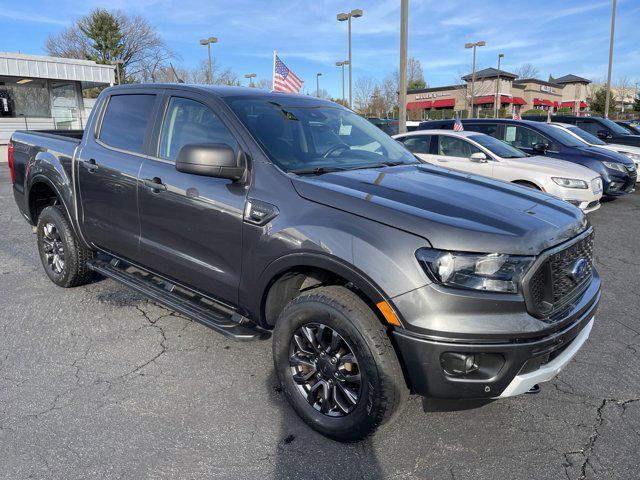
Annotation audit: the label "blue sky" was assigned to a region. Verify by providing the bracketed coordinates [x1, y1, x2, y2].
[1, 0, 638, 97]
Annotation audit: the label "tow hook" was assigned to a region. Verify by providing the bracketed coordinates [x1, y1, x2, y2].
[526, 384, 541, 394]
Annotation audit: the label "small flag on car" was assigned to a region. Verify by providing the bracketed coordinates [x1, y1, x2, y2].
[512, 107, 521, 120]
[453, 112, 464, 131]
[272, 52, 304, 93]
[546, 109, 552, 123]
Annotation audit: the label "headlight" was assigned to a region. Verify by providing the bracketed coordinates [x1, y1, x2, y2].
[416, 248, 535, 293]
[551, 177, 588, 189]
[603, 161, 628, 173]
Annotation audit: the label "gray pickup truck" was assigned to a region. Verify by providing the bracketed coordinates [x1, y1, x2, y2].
[8, 84, 600, 441]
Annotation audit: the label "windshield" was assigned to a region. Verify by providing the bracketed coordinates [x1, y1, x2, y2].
[598, 117, 633, 135]
[535, 123, 585, 147]
[469, 134, 527, 158]
[566, 125, 606, 145]
[224, 98, 417, 173]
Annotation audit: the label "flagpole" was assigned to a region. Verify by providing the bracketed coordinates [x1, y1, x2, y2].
[272, 50, 277, 91]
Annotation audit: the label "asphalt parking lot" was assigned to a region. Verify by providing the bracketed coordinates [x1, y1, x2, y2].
[1, 168, 639, 480]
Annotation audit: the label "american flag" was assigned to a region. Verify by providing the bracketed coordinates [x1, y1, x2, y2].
[273, 55, 303, 93]
[453, 111, 464, 131]
[512, 107, 521, 120]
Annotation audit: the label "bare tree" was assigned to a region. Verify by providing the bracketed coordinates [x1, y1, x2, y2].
[615, 76, 635, 113]
[514, 63, 540, 79]
[353, 77, 376, 114]
[381, 76, 398, 117]
[254, 78, 272, 90]
[46, 9, 174, 83]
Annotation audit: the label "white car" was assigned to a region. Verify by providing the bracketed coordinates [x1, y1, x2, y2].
[549, 122, 640, 182]
[393, 129, 603, 213]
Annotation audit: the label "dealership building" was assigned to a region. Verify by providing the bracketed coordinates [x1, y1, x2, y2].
[1, 52, 115, 160]
[406, 68, 591, 118]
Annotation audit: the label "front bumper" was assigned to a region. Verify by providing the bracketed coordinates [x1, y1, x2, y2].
[392, 279, 600, 399]
[603, 169, 636, 195]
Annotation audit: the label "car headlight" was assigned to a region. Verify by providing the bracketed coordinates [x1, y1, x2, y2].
[416, 248, 535, 293]
[552, 177, 588, 189]
[603, 161, 628, 173]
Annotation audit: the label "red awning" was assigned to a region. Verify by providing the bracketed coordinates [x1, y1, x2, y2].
[474, 95, 495, 105]
[500, 95, 513, 104]
[407, 100, 432, 109]
[533, 98, 554, 107]
[433, 98, 455, 108]
[553, 101, 559, 108]
[511, 97, 527, 105]
[560, 101, 588, 109]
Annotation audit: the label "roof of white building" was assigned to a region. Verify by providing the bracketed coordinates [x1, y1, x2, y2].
[0, 52, 115, 87]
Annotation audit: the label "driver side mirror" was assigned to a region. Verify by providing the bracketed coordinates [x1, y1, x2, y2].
[532, 142, 548, 154]
[176, 143, 246, 181]
[470, 152, 488, 163]
[596, 129, 612, 140]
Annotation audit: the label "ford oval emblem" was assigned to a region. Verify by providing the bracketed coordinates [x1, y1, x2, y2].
[569, 258, 588, 283]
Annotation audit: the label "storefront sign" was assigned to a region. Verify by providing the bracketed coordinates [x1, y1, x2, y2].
[540, 85, 554, 93]
[415, 91, 450, 100]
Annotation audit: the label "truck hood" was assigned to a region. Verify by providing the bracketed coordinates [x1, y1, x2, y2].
[292, 164, 587, 255]
[506, 155, 599, 180]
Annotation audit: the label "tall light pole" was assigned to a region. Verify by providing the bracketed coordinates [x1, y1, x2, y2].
[244, 73, 256, 87]
[336, 60, 349, 105]
[495, 53, 504, 118]
[604, 0, 617, 118]
[465, 40, 486, 118]
[199, 36, 218, 84]
[337, 8, 363, 109]
[316, 73, 323, 97]
[398, 0, 408, 133]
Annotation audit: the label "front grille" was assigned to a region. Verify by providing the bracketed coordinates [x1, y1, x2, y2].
[525, 231, 594, 319]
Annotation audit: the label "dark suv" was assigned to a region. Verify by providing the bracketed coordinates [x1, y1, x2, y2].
[10, 85, 601, 441]
[419, 118, 637, 196]
[526, 115, 640, 147]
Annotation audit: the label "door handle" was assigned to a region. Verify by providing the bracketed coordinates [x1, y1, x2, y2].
[82, 158, 98, 172]
[143, 177, 167, 192]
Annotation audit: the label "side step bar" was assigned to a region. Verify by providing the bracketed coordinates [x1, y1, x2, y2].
[87, 258, 270, 341]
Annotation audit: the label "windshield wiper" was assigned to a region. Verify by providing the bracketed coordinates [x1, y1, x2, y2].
[290, 166, 348, 176]
[346, 161, 411, 171]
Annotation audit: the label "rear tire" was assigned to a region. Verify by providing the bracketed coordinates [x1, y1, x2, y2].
[272, 285, 408, 442]
[36, 205, 95, 287]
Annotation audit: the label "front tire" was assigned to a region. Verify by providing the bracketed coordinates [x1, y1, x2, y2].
[36, 205, 95, 287]
[272, 285, 408, 442]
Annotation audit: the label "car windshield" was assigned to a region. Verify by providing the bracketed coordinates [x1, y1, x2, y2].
[566, 126, 607, 145]
[224, 98, 418, 173]
[469, 134, 527, 158]
[535, 123, 585, 147]
[598, 117, 633, 135]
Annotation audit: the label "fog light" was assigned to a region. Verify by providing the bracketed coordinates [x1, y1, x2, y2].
[608, 182, 622, 191]
[441, 352, 478, 376]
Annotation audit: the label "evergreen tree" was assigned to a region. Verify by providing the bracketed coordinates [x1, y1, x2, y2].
[589, 88, 616, 116]
[78, 9, 125, 67]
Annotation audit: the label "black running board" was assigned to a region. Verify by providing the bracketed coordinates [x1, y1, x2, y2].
[87, 258, 270, 341]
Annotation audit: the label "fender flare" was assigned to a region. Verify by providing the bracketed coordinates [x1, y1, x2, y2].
[252, 252, 392, 324]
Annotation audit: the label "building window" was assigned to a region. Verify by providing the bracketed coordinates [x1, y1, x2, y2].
[0, 77, 51, 118]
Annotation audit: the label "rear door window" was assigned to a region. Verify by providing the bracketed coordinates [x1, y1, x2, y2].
[576, 120, 602, 135]
[99, 94, 156, 154]
[465, 123, 502, 138]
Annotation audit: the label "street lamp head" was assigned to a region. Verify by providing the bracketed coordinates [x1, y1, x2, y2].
[464, 43, 474, 49]
[351, 8, 363, 17]
[477, 41, 486, 47]
[208, 37, 218, 44]
[244, 73, 256, 79]
[498, 53, 504, 58]
[199, 39, 208, 45]
[337, 12, 348, 21]
[317, 73, 323, 77]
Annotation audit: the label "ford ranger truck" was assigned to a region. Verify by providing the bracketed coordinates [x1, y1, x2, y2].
[8, 85, 600, 442]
